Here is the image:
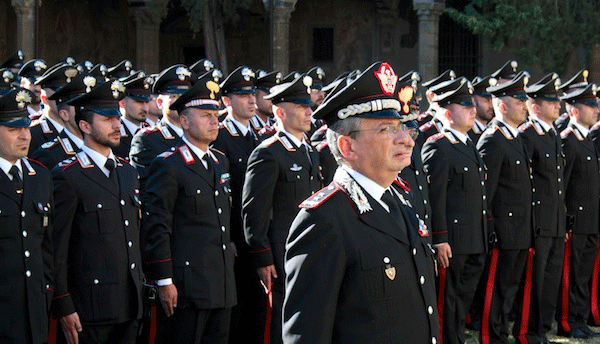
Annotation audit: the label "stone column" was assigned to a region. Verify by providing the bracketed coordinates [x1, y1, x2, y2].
[263, 0, 298, 73]
[12, 0, 38, 59]
[413, 0, 445, 82]
[130, 0, 167, 74]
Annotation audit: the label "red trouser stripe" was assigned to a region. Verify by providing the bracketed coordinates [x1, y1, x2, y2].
[517, 248, 535, 343]
[47, 315, 58, 344]
[590, 238, 600, 325]
[264, 281, 273, 344]
[148, 303, 157, 344]
[481, 247, 499, 344]
[437, 266, 447, 344]
[560, 233, 572, 333]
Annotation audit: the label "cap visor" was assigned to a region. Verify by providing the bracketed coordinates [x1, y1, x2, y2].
[512, 94, 528, 101]
[91, 108, 122, 117]
[0, 116, 32, 128]
[128, 95, 152, 102]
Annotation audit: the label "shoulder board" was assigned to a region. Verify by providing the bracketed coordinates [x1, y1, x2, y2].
[277, 135, 296, 151]
[58, 156, 77, 170]
[119, 124, 128, 137]
[156, 150, 174, 159]
[223, 119, 240, 136]
[518, 121, 533, 133]
[444, 131, 459, 144]
[58, 137, 76, 154]
[41, 138, 59, 149]
[483, 124, 499, 136]
[141, 126, 159, 136]
[299, 184, 340, 209]
[573, 128, 584, 141]
[258, 125, 276, 136]
[560, 127, 575, 140]
[262, 135, 279, 147]
[40, 119, 53, 134]
[116, 156, 128, 166]
[76, 152, 94, 168]
[426, 132, 445, 143]
[417, 112, 432, 121]
[393, 176, 410, 193]
[419, 121, 435, 131]
[178, 145, 196, 164]
[249, 116, 263, 130]
[21, 158, 38, 175]
[158, 123, 175, 139]
[499, 126, 513, 140]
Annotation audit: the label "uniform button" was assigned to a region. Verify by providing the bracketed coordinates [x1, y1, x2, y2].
[432, 337, 437, 344]
[588, 156, 592, 161]
[483, 195, 486, 200]
[419, 185, 423, 190]
[25, 270, 31, 277]
[425, 214, 429, 219]
[428, 306, 434, 314]
[383, 257, 390, 264]
[22, 230, 27, 238]
[222, 244, 227, 250]
[120, 199, 125, 206]
[130, 263, 136, 269]
[537, 201, 541, 204]
[532, 188, 536, 192]
[559, 190, 562, 195]
[218, 208, 222, 214]
[453, 219, 458, 223]
[508, 212, 513, 217]
[94, 279, 99, 284]
[558, 178, 561, 182]
[546, 153, 550, 158]
[296, 175, 300, 179]
[124, 220, 129, 226]
[464, 167, 468, 171]
[221, 226, 226, 232]
[479, 167, 482, 172]
[128, 241, 133, 248]
[579, 206, 584, 210]
[424, 200, 428, 205]
[310, 176, 314, 180]
[415, 171, 420, 176]
[21, 211, 26, 217]
[412, 248, 417, 256]
[97, 203, 102, 209]
[481, 181, 485, 186]
[197, 189, 201, 194]
[238, 158, 242, 162]
[43, 207, 48, 211]
[24, 250, 30, 258]
[215, 190, 219, 196]
[185, 261, 190, 266]
[516, 160, 521, 164]
[483, 210, 486, 215]
[420, 276, 425, 284]
[557, 166, 561, 169]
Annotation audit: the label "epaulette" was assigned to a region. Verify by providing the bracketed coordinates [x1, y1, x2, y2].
[426, 132, 445, 143]
[39, 118, 53, 134]
[572, 127, 585, 141]
[22, 158, 38, 175]
[443, 131, 459, 144]
[57, 137, 76, 154]
[560, 127, 575, 140]
[484, 124, 499, 136]
[249, 116, 264, 131]
[58, 156, 77, 171]
[526, 120, 545, 135]
[498, 126, 514, 140]
[393, 176, 410, 193]
[116, 156, 128, 166]
[518, 121, 533, 133]
[141, 126, 159, 136]
[419, 120, 435, 132]
[157, 123, 175, 140]
[222, 118, 240, 136]
[40, 138, 59, 149]
[178, 145, 196, 164]
[258, 125, 276, 137]
[156, 150, 174, 159]
[76, 152, 94, 168]
[299, 184, 340, 209]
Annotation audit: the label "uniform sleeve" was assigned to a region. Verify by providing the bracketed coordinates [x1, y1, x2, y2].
[477, 133, 503, 234]
[142, 157, 179, 280]
[242, 146, 279, 268]
[421, 140, 450, 244]
[50, 167, 78, 318]
[283, 208, 346, 344]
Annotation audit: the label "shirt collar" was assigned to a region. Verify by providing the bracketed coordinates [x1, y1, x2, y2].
[121, 117, 141, 135]
[474, 118, 486, 131]
[342, 165, 388, 211]
[497, 119, 519, 137]
[64, 128, 84, 149]
[571, 118, 590, 137]
[45, 114, 64, 133]
[163, 116, 184, 137]
[227, 114, 250, 136]
[254, 115, 267, 127]
[281, 130, 308, 149]
[445, 127, 469, 145]
[145, 118, 157, 127]
[532, 116, 555, 133]
[0, 157, 21, 179]
[81, 145, 116, 177]
[181, 136, 208, 160]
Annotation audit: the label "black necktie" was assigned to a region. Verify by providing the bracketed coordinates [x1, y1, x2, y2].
[104, 158, 118, 187]
[298, 144, 312, 166]
[202, 153, 216, 186]
[245, 131, 256, 146]
[9, 165, 23, 197]
[466, 138, 479, 160]
[381, 190, 409, 243]
[547, 128, 561, 153]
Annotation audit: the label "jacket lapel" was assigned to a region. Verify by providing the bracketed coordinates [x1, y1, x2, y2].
[180, 145, 215, 186]
[0, 171, 20, 204]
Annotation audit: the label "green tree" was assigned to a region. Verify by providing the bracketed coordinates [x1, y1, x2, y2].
[445, 0, 600, 74]
[179, 0, 254, 74]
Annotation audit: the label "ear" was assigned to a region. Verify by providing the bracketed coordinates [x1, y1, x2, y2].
[78, 119, 92, 136]
[499, 101, 507, 114]
[273, 105, 284, 119]
[222, 96, 231, 107]
[119, 99, 125, 108]
[179, 113, 189, 130]
[58, 109, 70, 122]
[443, 108, 452, 120]
[338, 135, 356, 162]
[156, 96, 164, 110]
[40, 94, 49, 105]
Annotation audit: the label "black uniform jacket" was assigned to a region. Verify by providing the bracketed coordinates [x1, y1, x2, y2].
[113, 118, 137, 161]
[129, 118, 181, 200]
[29, 114, 62, 155]
[467, 119, 487, 144]
[242, 131, 322, 271]
[143, 142, 237, 309]
[519, 119, 566, 238]
[283, 168, 438, 344]
[477, 119, 534, 250]
[417, 117, 444, 147]
[422, 130, 488, 254]
[51, 152, 144, 323]
[400, 141, 433, 238]
[31, 130, 79, 169]
[561, 123, 600, 235]
[0, 158, 53, 344]
[212, 116, 259, 248]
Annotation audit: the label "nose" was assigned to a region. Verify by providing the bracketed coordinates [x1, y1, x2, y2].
[395, 127, 415, 148]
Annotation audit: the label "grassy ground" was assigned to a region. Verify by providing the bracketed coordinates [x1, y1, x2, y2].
[464, 323, 600, 343]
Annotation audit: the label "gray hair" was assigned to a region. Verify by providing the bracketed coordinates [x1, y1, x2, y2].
[326, 117, 362, 165]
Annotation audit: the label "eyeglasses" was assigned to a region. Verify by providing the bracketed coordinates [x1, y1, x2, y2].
[349, 123, 419, 140]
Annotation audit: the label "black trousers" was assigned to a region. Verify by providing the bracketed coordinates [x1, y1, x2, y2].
[480, 248, 528, 344]
[438, 252, 486, 344]
[155, 307, 231, 344]
[557, 233, 599, 333]
[79, 320, 139, 344]
[514, 236, 564, 343]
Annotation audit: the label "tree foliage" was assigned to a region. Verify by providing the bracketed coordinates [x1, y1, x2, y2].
[445, 0, 600, 74]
